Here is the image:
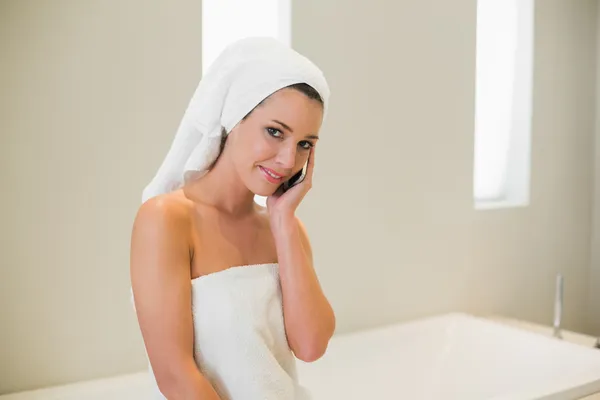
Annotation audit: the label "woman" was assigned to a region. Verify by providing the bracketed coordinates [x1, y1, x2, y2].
[130, 37, 336, 400]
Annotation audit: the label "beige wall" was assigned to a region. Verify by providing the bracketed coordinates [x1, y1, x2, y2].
[1, 0, 598, 395]
[0, 0, 202, 394]
[294, 0, 597, 333]
[591, 1, 600, 336]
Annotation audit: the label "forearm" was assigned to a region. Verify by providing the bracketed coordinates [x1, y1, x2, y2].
[157, 359, 222, 400]
[271, 214, 335, 361]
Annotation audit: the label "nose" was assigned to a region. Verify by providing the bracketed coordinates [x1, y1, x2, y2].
[275, 144, 296, 170]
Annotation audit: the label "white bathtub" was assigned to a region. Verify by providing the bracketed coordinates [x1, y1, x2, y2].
[2, 313, 600, 400]
[296, 313, 600, 399]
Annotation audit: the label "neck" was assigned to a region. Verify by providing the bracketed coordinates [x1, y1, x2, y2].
[183, 153, 257, 217]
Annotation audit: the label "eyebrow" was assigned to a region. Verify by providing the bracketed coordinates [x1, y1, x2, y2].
[272, 119, 319, 140]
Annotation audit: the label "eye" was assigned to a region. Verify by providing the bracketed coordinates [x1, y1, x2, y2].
[266, 127, 283, 138]
[299, 141, 314, 150]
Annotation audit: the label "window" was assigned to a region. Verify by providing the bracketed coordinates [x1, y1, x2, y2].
[202, 0, 291, 206]
[473, 0, 534, 209]
[202, 0, 291, 72]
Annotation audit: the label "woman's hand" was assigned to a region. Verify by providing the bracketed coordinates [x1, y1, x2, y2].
[266, 146, 315, 221]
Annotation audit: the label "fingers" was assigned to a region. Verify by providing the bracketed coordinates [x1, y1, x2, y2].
[305, 146, 316, 185]
[307, 146, 316, 174]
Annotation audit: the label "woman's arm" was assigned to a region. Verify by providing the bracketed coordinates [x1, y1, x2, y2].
[130, 197, 222, 400]
[267, 146, 336, 362]
[270, 213, 336, 362]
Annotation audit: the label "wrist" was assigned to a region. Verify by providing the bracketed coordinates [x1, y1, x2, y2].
[269, 212, 296, 233]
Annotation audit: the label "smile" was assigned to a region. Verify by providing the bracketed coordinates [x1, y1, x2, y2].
[259, 166, 284, 183]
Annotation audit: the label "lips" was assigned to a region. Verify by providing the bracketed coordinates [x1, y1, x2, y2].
[259, 166, 284, 184]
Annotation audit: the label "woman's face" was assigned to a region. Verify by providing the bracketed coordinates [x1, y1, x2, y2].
[227, 87, 324, 196]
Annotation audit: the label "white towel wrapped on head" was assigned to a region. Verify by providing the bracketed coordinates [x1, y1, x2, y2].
[141, 37, 330, 203]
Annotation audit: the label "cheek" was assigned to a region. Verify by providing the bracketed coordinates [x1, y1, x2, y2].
[251, 134, 278, 161]
[235, 130, 275, 167]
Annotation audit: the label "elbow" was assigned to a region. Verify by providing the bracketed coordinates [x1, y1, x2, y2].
[294, 327, 335, 363]
[295, 344, 327, 363]
[293, 308, 336, 363]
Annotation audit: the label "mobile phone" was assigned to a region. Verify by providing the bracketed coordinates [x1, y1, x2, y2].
[281, 162, 308, 193]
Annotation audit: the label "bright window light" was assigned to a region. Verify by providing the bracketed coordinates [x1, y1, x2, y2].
[202, 0, 291, 73]
[474, 0, 534, 209]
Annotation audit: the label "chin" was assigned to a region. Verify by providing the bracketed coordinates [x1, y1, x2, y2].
[250, 184, 280, 197]
[243, 177, 274, 196]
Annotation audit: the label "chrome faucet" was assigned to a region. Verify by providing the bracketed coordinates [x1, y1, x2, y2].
[552, 274, 600, 348]
[553, 274, 563, 339]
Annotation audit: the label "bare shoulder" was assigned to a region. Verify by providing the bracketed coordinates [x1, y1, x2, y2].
[135, 191, 192, 225]
[130, 190, 194, 280]
[132, 191, 195, 242]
